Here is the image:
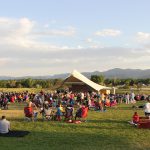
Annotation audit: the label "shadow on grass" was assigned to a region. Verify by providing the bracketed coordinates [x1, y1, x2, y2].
[90, 106, 133, 111]
[0, 131, 30, 137]
[88, 119, 126, 124]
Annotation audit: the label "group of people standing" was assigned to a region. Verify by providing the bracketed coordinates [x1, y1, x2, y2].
[124, 92, 136, 104]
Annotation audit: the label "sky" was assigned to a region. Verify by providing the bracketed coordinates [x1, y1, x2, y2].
[0, 0, 150, 76]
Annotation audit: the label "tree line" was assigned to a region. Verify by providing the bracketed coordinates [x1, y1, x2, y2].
[0, 78, 64, 89]
[90, 75, 150, 89]
[0, 75, 149, 89]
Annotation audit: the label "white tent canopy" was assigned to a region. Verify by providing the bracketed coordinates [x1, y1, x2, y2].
[64, 70, 111, 91]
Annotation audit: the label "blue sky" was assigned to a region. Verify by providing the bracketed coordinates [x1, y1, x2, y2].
[0, 0, 150, 76]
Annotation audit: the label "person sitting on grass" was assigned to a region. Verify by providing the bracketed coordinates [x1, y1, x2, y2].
[0, 116, 10, 134]
[75, 105, 82, 120]
[40, 101, 52, 121]
[24, 101, 38, 121]
[128, 112, 140, 126]
[65, 104, 74, 122]
[75, 103, 88, 121]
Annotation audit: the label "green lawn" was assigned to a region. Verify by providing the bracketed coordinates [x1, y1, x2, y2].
[0, 102, 150, 150]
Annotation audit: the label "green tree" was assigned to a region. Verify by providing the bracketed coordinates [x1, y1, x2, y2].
[91, 75, 105, 85]
[104, 78, 112, 86]
[22, 78, 34, 88]
[6, 80, 16, 88]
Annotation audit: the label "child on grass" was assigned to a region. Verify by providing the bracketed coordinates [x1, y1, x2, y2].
[128, 112, 140, 126]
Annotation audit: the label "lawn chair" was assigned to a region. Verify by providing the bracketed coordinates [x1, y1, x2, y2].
[24, 106, 33, 121]
[75, 106, 88, 122]
[41, 107, 53, 121]
[24, 106, 38, 121]
[110, 100, 117, 107]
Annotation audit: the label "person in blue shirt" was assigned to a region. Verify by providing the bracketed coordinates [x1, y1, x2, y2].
[56, 105, 63, 121]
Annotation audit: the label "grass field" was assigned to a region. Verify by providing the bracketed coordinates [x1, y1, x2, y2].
[0, 88, 43, 93]
[0, 102, 150, 150]
[116, 88, 150, 95]
[0, 87, 150, 94]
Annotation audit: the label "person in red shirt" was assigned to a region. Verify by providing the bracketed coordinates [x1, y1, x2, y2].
[10, 95, 15, 103]
[132, 112, 140, 124]
[128, 112, 140, 125]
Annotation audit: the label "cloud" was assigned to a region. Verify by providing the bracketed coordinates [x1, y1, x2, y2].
[0, 45, 150, 76]
[135, 32, 150, 51]
[0, 17, 149, 76]
[34, 27, 76, 36]
[136, 32, 150, 43]
[0, 17, 35, 48]
[0, 58, 12, 66]
[85, 38, 104, 49]
[86, 38, 93, 43]
[0, 17, 76, 52]
[95, 29, 121, 37]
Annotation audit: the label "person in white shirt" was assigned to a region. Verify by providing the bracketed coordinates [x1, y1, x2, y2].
[144, 100, 150, 117]
[130, 92, 136, 103]
[125, 93, 130, 104]
[0, 116, 10, 134]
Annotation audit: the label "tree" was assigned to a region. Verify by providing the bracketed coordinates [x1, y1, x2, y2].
[112, 78, 121, 86]
[91, 75, 105, 85]
[22, 78, 34, 88]
[6, 80, 16, 88]
[104, 78, 112, 86]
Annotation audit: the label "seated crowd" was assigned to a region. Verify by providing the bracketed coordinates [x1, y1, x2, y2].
[22, 90, 119, 122]
[24, 99, 89, 123]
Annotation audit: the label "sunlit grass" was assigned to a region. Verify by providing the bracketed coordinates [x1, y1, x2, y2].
[0, 102, 150, 150]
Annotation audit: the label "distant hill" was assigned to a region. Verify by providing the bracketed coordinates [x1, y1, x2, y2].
[102, 68, 150, 79]
[0, 76, 14, 80]
[0, 68, 150, 80]
[79, 68, 150, 79]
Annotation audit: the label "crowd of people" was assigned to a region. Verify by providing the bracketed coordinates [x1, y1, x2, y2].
[1, 90, 148, 110]
[1, 90, 150, 134]
[24, 91, 92, 122]
[0, 90, 150, 112]
[0, 91, 31, 109]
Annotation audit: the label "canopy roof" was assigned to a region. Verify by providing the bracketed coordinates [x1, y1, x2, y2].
[64, 70, 111, 91]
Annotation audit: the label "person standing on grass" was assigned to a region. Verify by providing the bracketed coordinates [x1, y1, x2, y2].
[130, 92, 135, 104]
[144, 99, 150, 117]
[125, 93, 130, 104]
[0, 116, 10, 134]
[56, 104, 63, 121]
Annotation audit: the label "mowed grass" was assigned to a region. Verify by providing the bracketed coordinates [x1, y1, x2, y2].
[0, 88, 43, 93]
[0, 102, 150, 150]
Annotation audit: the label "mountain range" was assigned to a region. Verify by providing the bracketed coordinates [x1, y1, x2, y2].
[0, 68, 150, 80]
